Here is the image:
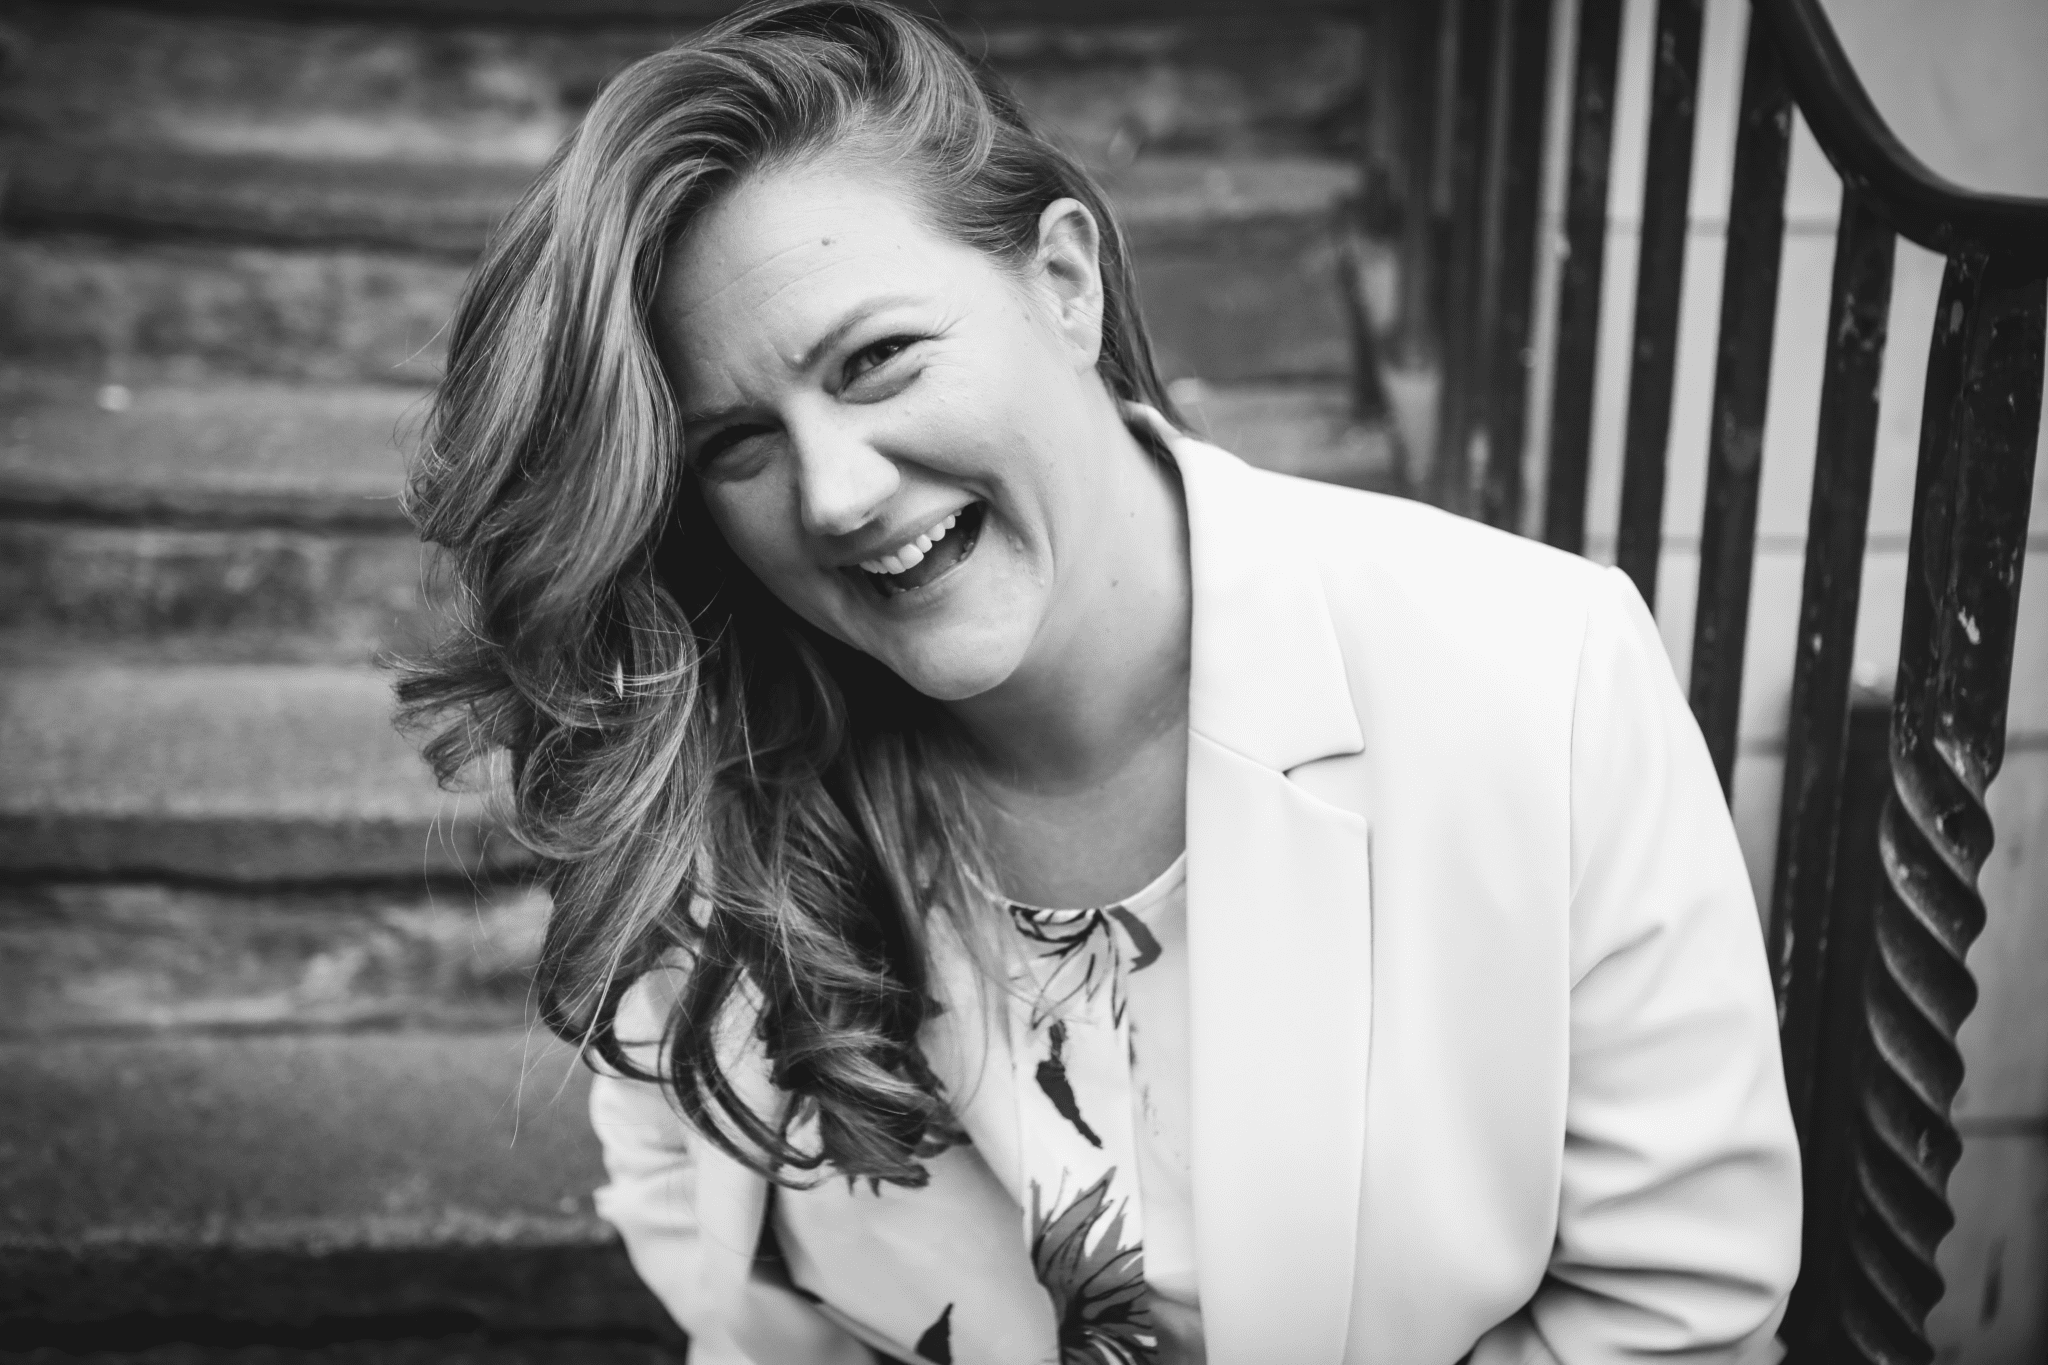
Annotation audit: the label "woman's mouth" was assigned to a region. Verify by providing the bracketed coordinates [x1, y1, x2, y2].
[851, 502, 986, 598]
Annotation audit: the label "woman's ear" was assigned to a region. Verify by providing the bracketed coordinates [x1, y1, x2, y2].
[1030, 197, 1106, 369]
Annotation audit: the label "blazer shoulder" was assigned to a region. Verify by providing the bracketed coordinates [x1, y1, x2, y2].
[1233, 462, 1614, 650]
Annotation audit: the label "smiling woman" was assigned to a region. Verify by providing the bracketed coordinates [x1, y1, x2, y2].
[397, 3, 1801, 1364]
[657, 162, 1185, 710]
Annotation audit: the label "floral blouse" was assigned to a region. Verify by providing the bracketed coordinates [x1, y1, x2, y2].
[766, 855, 1192, 1364]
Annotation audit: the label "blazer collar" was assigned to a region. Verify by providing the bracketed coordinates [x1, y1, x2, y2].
[1128, 404, 1365, 775]
[1134, 406, 1373, 1365]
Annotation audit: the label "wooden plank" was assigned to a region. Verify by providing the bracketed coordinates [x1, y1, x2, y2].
[1686, 20, 1793, 795]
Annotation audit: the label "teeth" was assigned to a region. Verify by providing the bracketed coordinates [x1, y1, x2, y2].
[858, 510, 964, 575]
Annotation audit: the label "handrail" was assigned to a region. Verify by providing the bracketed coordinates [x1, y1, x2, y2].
[1756, 0, 2048, 261]
[1749, 5, 2047, 1363]
[1398, 3, 2045, 1352]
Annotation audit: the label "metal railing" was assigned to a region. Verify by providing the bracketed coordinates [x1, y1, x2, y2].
[1365, 0, 2048, 1358]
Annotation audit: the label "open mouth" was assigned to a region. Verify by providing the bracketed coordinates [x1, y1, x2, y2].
[852, 502, 986, 599]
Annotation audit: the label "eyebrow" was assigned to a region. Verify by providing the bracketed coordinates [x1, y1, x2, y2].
[680, 292, 924, 428]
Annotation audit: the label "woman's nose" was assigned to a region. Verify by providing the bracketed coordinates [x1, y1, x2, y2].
[789, 417, 900, 539]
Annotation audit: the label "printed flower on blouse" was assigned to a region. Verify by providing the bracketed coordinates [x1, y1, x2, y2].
[1029, 1169, 1155, 1365]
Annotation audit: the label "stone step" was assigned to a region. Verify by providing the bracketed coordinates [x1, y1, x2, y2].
[5, 141, 1361, 256]
[4, 1326, 680, 1362]
[0, 878, 548, 1039]
[0, 372, 1393, 662]
[0, 373, 431, 665]
[0, 1028, 681, 1351]
[1, 370, 1386, 521]
[1172, 379, 1396, 490]
[0, 519, 432, 667]
[0, 664, 522, 883]
[1, 2, 1361, 172]
[0, 373, 419, 531]
[0, 155, 1361, 386]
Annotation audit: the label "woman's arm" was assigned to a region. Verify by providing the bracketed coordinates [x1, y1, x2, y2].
[1473, 567, 1802, 1364]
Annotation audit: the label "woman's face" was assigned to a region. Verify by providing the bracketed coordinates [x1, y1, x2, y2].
[653, 158, 1117, 702]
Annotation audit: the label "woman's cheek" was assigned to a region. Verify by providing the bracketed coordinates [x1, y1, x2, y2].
[705, 481, 803, 587]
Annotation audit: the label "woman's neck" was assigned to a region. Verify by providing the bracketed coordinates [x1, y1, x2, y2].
[945, 396, 1191, 799]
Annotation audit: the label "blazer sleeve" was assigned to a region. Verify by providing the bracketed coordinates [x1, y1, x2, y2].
[587, 974, 874, 1365]
[1472, 567, 1802, 1365]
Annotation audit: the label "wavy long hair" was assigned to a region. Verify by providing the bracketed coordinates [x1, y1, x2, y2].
[399, 0, 1179, 1187]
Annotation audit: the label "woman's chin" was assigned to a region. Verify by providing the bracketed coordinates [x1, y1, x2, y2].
[857, 612, 1034, 701]
[845, 571, 1043, 702]
[878, 646, 1026, 703]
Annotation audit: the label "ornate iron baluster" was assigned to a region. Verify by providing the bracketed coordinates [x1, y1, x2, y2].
[1836, 252, 2044, 1364]
[1769, 184, 1895, 1360]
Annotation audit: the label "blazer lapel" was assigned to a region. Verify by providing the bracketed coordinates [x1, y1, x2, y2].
[1165, 428, 1375, 1365]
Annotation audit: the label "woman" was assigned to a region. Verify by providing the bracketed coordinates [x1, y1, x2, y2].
[401, 2, 1800, 1362]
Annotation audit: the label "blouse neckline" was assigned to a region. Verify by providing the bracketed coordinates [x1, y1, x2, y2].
[1004, 850, 1188, 925]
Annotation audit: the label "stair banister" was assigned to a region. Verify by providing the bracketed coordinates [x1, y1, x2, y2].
[1390, 0, 2048, 1357]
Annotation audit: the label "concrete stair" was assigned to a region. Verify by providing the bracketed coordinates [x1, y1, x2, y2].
[0, 156, 1361, 386]
[0, 0, 1393, 1355]
[0, 1030, 682, 1356]
[0, 665, 521, 882]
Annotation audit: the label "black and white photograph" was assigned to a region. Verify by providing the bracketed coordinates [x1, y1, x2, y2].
[1, 0, 2045, 1361]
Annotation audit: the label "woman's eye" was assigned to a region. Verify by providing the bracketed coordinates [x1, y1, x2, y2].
[693, 424, 775, 477]
[843, 335, 918, 387]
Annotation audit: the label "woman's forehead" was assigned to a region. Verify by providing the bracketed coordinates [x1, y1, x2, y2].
[656, 164, 977, 355]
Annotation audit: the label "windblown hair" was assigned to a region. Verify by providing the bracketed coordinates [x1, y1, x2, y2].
[399, 0, 1179, 1186]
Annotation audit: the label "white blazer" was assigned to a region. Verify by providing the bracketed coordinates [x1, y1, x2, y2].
[589, 426, 1802, 1364]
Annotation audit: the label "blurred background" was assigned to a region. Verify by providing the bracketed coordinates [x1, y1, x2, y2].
[0, 0, 2042, 1361]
